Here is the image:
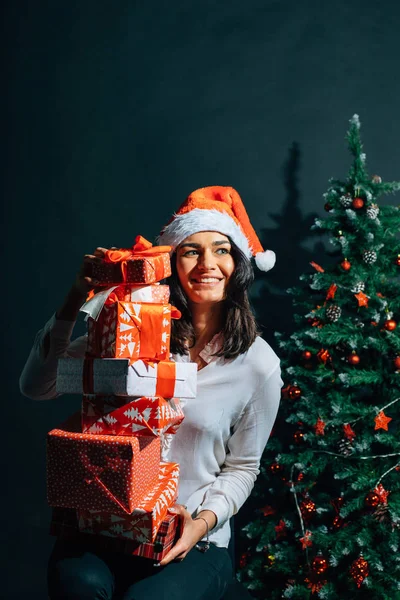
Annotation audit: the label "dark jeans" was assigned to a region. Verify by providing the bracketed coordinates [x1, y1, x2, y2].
[48, 538, 233, 600]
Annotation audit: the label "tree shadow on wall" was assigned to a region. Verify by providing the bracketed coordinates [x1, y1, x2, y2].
[235, 144, 329, 566]
[250, 142, 326, 348]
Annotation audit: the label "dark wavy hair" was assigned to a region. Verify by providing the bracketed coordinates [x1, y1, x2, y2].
[169, 239, 260, 359]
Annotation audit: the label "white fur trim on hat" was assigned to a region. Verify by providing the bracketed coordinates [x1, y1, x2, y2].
[158, 208, 253, 258]
[255, 250, 276, 272]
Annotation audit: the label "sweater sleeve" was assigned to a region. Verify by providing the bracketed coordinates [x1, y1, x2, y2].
[196, 362, 283, 530]
[19, 314, 87, 401]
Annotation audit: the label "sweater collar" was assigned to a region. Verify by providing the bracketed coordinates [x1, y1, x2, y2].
[198, 332, 223, 364]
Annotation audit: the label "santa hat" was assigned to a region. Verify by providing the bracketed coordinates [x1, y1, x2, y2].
[157, 185, 276, 271]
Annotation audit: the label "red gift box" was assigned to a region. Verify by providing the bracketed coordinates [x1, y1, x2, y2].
[82, 395, 184, 437]
[47, 415, 160, 514]
[80, 284, 171, 324]
[87, 237, 171, 285]
[50, 507, 183, 561]
[87, 302, 181, 363]
[77, 462, 179, 542]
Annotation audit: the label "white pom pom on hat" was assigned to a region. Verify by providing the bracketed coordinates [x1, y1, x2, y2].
[158, 186, 276, 272]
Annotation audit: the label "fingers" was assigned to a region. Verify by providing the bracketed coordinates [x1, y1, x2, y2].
[168, 503, 188, 516]
[158, 505, 191, 566]
[158, 539, 189, 566]
[83, 255, 103, 264]
[93, 247, 108, 257]
[83, 276, 99, 287]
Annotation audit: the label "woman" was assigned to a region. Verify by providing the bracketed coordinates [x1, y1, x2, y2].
[20, 186, 283, 600]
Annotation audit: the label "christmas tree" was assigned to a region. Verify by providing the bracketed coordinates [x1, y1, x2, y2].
[238, 115, 400, 599]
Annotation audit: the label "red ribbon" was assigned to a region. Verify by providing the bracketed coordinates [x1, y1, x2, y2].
[103, 236, 171, 283]
[79, 450, 130, 513]
[155, 362, 177, 398]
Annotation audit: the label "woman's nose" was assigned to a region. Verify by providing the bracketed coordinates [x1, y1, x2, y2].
[198, 249, 216, 270]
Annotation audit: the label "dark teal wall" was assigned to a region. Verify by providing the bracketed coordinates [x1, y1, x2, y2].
[5, 1, 400, 597]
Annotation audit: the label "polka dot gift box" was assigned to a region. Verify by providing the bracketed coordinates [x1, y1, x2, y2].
[77, 461, 180, 543]
[47, 415, 160, 514]
[86, 236, 172, 286]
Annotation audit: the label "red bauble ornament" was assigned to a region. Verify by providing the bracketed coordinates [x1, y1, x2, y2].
[282, 384, 302, 400]
[293, 430, 305, 444]
[289, 385, 302, 399]
[352, 197, 364, 209]
[341, 259, 351, 271]
[269, 462, 283, 475]
[384, 319, 397, 331]
[302, 350, 312, 360]
[394, 356, 400, 370]
[300, 498, 317, 521]
[348, 353, 360, 365]
[395, 254, 400, 267]
[312, 555, 328, 575]
[365, 491, 380, 508]
[324, 202, 332, 212]
[350, 556, 369, 588]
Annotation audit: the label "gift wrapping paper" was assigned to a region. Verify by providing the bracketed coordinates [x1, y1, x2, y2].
[86, 302, 180, 363]
[47, 417, 160, 514]
[57, 357, 197, 399]
[81, 395, 184, 437]
[112, 284, 170, 304]
[50, 507, 183, 561]
[77, 462, 179, 542]
[80, 285, 170, 323]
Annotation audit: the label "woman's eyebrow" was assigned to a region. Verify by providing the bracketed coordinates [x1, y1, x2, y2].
[212, 240, 231, 246]
[179, 243, 201, 249]
[179, 240, 230, 250]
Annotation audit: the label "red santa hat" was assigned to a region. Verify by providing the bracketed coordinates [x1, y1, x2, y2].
[157, 185, 276, 271]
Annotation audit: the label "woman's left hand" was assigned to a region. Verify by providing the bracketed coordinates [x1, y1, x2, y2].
[158, 504, 207, 566]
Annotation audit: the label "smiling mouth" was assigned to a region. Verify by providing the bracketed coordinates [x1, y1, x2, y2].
[191, 277, 223, 284]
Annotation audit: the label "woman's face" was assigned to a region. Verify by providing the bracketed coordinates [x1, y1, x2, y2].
[176, 231, 235, 305]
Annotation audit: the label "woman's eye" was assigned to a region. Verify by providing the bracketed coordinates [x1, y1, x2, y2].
[183, 250, 199, 256]
[216, 248, 229, 254]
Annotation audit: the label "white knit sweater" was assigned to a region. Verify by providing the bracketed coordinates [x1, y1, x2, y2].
[20, 314, 283, 548]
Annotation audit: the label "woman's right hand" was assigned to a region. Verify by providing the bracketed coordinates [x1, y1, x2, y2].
[56, 247, 112, 322]
[72, 246, 110, 296]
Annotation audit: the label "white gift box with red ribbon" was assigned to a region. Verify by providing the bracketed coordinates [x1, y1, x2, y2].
[57, 358, 197, 399]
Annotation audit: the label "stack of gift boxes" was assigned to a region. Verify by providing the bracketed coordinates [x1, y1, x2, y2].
[46, 237, 197, 561]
